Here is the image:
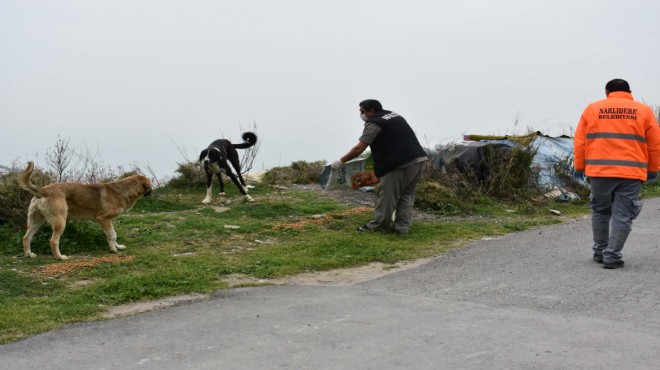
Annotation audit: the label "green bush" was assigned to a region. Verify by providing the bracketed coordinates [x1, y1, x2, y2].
[448, 143, 537, 201]
[263, 160, 326, 185]
[167, 161, 207, 189]
[414, 181, 466, 215]
[0, 170, 51, 230]
[415, 141, 543, 213]
[482, 144, 536, 200]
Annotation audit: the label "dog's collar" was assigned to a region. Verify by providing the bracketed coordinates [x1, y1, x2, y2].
[208, 146, 222, 153]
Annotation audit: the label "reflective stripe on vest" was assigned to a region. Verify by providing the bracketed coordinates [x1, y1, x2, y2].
[586, 132, 647, 143]
[585, 159, 648, 168]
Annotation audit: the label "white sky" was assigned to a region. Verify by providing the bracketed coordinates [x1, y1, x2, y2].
[2, 0, 660, 178]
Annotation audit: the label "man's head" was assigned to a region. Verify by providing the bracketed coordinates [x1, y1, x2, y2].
[359, 99, 383, 121]
[605, 79, 631, 95]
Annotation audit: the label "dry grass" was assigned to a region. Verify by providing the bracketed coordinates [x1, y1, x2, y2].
[33, 255, 135, 278]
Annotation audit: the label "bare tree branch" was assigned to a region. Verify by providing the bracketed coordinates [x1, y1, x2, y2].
[239, 120, 260, 175]
[45, 135, 73, 182]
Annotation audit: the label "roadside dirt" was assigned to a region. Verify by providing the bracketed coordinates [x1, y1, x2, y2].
[222, 257, 437, 287]
[102, 294, 208, 319]
[103, 257, 439, 318]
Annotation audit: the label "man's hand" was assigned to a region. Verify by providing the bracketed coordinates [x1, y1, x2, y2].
[647, 171, 659, 182]
[573, 170, 585, 181]
[331, 160, 343, 170]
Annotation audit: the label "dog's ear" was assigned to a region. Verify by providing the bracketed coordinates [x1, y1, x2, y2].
[199, 149, 208, 162]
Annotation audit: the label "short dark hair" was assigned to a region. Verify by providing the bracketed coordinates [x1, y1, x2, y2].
[605, 79, 631, 93]
[359, 99, 383, 112]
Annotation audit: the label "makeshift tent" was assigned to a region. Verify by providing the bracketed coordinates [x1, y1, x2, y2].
[436, 140, 514, 181]
[435, 132, 579, 198]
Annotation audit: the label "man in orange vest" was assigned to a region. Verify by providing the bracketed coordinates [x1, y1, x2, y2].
[573, 79, 660, 269]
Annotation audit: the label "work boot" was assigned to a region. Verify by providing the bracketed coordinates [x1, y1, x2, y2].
[604, 260, 624, 269]
[593, 253, 603, 263]
[603, 228, 629, 266]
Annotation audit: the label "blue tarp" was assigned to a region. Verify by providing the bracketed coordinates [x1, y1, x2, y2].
[435, 133, 579, 192]
[486, 135, 574, 189]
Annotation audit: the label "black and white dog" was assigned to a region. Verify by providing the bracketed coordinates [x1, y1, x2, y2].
[199, 132, 257, 204]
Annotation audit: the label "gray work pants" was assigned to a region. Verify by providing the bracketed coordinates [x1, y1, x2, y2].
[589, 177, 643, 263]
[367, 161, 425, 234]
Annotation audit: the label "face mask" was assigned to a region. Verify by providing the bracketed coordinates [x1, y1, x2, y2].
[360, 113, 368, 122]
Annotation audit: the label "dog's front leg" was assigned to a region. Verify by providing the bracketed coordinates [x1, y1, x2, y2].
[216, 173, 226, 195]
[202, 173, 213, 204]
[227, 172, 254, 202]
[99, 219, 125, 253]
[202, 187, 213, 204]
[228, 156, 253, 201]
[237, 173, 254, 202]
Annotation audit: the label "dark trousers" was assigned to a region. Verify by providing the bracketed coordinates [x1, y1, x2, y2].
[590, 177, 643, 263]
[367, 161, 425, 234]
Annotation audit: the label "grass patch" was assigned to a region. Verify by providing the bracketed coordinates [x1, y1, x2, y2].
[0, 182, 593, 343]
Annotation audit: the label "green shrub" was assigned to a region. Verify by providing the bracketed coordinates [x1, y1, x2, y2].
[167, 161, 207, 189]
[482, 144, 536, 200]
[415, 141, 542, 213]
[290, 160, 326, 183]
[414, 181, 466, 215]
[444, 142, 537, 201]
[263, 160, 326, 185]
[0, 170, 51, 230]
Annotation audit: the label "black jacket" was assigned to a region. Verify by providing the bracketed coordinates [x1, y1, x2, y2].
[367, 110, 426, 177]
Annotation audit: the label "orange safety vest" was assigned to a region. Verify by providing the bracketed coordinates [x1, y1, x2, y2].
[573, 91, 660, 180]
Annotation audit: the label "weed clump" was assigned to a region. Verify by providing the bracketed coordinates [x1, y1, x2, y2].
[415, 140, 542, 214]
[168, 161, 207, 189]
[0, 169, 51, 230]
[263, 160, 326, 185]
[414, 180, 465, 215]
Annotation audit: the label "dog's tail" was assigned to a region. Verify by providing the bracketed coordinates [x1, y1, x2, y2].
[233, 132, 258, 149]
[18, 161, 44, 198]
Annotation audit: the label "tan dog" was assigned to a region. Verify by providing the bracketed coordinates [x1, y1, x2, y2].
[19, 161, 152, 260]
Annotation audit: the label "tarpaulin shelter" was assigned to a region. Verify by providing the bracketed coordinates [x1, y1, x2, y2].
[435, 131, 577, 193]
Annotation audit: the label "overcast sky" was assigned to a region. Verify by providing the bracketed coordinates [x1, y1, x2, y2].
[2, 0, 659, 178]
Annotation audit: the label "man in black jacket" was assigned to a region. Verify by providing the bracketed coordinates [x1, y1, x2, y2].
[332, 99, 427, 234]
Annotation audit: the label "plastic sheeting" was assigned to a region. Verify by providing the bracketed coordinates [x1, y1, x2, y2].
[482, 135, 574, 190]
[435, 133, 576, 191]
